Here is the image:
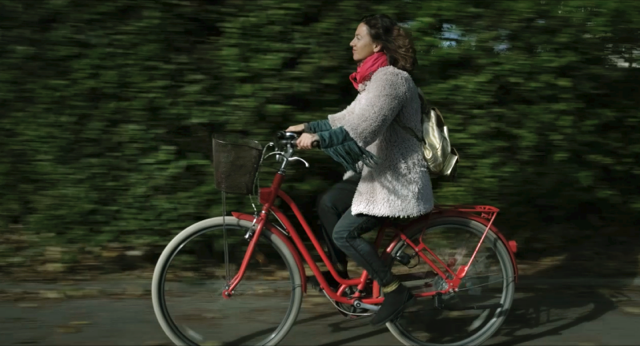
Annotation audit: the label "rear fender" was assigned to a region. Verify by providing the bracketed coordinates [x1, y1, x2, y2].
[231, 212, 307, 293]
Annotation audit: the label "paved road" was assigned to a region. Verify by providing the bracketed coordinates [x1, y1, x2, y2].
[1, 280, 640, 345]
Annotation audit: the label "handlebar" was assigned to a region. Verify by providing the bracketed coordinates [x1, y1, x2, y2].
[275, 131, 320, 149]
[262, 131, 319, 171]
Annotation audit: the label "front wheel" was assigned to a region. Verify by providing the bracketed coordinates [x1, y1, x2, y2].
[387, 217, 516, 346]
[151, 216, 303, 346]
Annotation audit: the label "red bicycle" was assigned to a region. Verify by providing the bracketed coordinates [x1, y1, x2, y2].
[151, 132, 518, 346]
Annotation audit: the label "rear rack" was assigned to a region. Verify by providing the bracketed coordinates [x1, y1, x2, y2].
[432, 205, 500, 220]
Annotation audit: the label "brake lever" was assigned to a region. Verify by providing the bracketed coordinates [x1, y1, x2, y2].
[288, 157, 310, 168]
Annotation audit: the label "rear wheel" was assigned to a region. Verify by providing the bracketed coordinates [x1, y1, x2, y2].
[151, 216, 303, 345]
[387, 217, 515, 346]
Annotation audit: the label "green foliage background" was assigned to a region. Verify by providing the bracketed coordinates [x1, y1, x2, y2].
[1, 0, 639, 269]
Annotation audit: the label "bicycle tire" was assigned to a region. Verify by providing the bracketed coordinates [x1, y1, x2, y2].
[151, 216, 303, 346]
[386, 216, 516, 346]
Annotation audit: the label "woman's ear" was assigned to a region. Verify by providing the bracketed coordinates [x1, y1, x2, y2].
[373, 42, 382, 52]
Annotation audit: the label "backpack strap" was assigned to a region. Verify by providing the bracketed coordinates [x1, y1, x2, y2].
[392, 90, 425, 142]
[392, 116, 422, 142]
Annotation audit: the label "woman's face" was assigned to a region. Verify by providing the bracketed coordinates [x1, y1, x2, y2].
[350, 23, 381, 62]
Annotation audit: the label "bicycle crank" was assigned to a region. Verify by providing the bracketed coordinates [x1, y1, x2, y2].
[353, 299, 380, 312]
[321, 289, 373, 318]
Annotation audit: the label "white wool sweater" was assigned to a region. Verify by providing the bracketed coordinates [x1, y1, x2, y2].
[327, 65, 434, 218]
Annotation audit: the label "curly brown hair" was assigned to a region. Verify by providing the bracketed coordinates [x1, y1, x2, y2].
[360, 14, 417, 72]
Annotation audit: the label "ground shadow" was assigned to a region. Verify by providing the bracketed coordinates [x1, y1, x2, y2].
[488, 202, 640, 344]
[490, 285, 618, 345]
[226, 312, 339, 345]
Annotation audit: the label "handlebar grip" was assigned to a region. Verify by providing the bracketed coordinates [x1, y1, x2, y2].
[290, 141, 319, 149]
[276, 131, 320, 149]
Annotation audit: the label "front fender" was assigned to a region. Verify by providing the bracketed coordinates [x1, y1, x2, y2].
[231, 212, 307, 294]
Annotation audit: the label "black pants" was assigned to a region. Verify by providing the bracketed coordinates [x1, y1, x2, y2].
[316, 175, 396, 287]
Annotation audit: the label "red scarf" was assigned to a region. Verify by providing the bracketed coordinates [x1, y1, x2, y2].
[349, 51, 388, 90]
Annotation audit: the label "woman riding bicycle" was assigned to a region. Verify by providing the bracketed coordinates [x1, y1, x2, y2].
[286, 14, 434, 327]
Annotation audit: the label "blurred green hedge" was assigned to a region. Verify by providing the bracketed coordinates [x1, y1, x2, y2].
[0, 0, 638, 250]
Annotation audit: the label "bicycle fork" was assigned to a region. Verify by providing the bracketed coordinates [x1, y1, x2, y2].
[221, 211, 268, 299]
[222, 174, 284, 299]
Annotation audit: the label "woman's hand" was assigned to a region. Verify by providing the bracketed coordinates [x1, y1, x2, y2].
[285, 124, 305, 133]
[296, 133, 319, 150]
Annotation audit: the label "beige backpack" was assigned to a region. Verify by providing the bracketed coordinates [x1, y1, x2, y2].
[393, 90, 459, 178]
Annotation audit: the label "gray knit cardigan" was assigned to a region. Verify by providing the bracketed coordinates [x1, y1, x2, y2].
[313, 65, 434, 218]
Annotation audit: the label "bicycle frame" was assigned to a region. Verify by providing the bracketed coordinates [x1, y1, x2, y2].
[222, 164, 518, 306]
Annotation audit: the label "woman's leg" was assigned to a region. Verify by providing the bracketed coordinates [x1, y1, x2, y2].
[308, 175, 359, 290]
[332, 208, 414, 326]
[316, 174, 359, 271]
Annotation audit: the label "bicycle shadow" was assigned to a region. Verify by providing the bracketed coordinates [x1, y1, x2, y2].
[317, 330, 389, 346]
[489, 285, 618, 345]
[225, 311, 339, 345]
[488, 205, 640, 345]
